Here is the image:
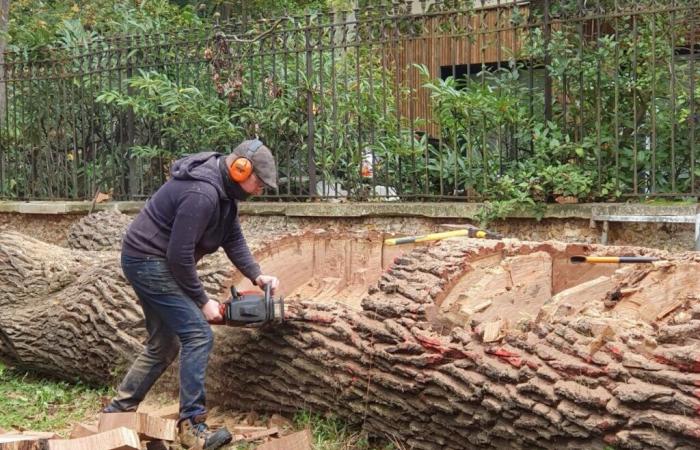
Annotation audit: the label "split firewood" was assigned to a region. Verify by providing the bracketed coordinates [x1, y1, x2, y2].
[142, 403, 179, 421]
[98, 412, 177, 442]
[47, 427, 140, 450]
[0, 432, 59, 450]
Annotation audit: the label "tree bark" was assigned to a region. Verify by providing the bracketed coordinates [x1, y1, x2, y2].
[1, 229, 699, 449]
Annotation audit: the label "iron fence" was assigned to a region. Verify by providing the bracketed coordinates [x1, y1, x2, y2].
[0, 0, 698, 202]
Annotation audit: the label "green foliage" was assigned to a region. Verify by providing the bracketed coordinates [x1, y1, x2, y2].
[1, 1, 698, 203]
[97, 70, 244, 158]
[0, 362, 107, 435]
[7, 0, 204, 52]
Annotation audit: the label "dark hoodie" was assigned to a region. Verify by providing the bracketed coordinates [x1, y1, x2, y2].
[122, 152, 261, 307]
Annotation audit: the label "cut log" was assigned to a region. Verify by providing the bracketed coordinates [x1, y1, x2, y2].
[209, 241, 700, 450]
[2, 230, 699, 449]
[98, 412, 177, 441]
[0, 231, 233, 383]
[255, 429, 312, 450]
[47, 427, 140, 450]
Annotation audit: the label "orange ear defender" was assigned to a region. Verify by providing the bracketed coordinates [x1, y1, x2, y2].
[228, 139, 263, 183]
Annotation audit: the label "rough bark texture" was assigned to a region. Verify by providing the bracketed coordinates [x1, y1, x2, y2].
[67, 210, 132, 251]
[0, 231, 234, 382]
[2, 229, 699, 449]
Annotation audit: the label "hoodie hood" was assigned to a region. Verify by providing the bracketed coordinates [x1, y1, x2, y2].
[171, 151, 227, 199]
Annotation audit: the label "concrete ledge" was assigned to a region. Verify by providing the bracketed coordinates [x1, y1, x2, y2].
[0, 201, 145, 214]
[0, 200, 697, 220]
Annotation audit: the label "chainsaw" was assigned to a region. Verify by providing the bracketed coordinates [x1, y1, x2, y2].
[209, 283, 285, 327]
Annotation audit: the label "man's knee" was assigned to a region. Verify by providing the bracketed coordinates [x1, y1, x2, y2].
[146, 334, 181, 363]
[180, 325, 213, 351]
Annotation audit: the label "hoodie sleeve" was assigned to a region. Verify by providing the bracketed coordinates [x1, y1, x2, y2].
[166, 190, 216, 307]
[221, 215, 262, 284]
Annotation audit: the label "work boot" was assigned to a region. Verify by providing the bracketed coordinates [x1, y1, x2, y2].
[178, 415, 233, 450]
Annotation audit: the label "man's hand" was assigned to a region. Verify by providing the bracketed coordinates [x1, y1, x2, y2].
[201, 299, 223, 323]
[255, 274, 279, 294]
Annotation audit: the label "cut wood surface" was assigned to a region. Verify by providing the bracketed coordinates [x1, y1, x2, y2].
[70, 423, 98, 439]
[0, 431, 58, 450]
[0, 440, 45, 450]
[2, 227, 700, 449]
[142, 402, 179, 420]
[98, 412, 177, 441]
[0, 432, 55, 450]
[47, 427, 140, 450]
[255, 429, 312, 450]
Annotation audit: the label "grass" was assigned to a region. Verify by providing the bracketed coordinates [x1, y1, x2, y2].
[0, 362, 108, 435]
[292, 411, 399, 450]
[0, 363, 399, 449]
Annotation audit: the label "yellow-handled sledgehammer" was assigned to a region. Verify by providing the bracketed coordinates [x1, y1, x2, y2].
[384, 228, 502, 246]
[570, 255, 660, 264]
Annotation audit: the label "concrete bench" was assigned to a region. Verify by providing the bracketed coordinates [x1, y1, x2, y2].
[591, 207, 700, 250]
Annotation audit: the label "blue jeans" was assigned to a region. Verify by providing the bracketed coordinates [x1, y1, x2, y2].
[108, 254, 213, 422]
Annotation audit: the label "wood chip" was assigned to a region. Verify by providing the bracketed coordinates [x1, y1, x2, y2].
[268, 414, 294, 431]
[482, 319, 503, 343]
[240, 427, 280, 442]
[255, 429, 313, 450]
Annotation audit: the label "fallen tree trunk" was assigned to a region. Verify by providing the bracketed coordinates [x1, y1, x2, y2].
[210, 242, 700, 450]
[0, 231, 234, 382]
[2, 230, 699, 449]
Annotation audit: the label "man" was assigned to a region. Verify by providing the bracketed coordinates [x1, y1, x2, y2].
[104, 139, 280, 450]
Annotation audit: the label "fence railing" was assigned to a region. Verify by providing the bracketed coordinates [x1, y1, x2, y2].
[0, 0, 698, 202]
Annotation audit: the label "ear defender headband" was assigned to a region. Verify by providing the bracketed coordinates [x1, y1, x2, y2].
[229, 139, 263, 183]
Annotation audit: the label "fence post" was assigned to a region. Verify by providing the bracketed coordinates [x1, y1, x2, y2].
[125, 51, 137, 199]
[543, 0, 552, 122]
[305, 14, 317, 198]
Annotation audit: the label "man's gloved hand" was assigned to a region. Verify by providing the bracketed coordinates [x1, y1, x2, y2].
[255, 274, 279, 295]
[201, 299, 223, 322]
